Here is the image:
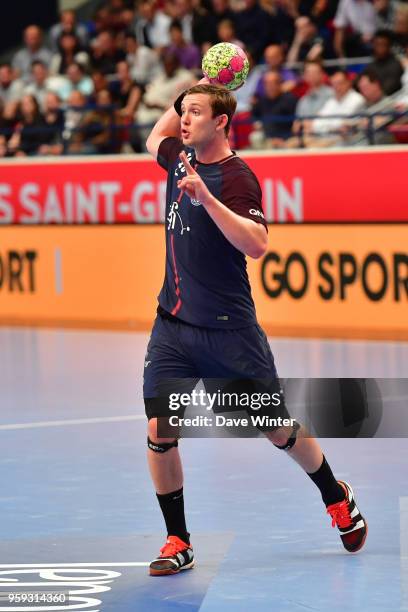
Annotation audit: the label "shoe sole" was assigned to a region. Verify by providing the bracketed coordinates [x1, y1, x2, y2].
[149, 560, 195, 576]
[345, 520, 368, 553]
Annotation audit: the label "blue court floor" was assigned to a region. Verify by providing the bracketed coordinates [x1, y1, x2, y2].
[1, 327, 408, 612]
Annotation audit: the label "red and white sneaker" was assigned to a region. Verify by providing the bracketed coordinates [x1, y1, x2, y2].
[149, 535, 194, 576]
[326, 481, 368, 553]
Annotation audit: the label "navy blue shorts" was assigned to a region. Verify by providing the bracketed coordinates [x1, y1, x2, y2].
[144, 312, 289, 430]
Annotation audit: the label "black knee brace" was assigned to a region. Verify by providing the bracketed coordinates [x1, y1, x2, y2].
[273, 421, 300, 450]
[147, 436, 178, 453]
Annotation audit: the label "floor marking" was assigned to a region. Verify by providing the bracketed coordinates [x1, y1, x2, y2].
[0, 415, 145, 432]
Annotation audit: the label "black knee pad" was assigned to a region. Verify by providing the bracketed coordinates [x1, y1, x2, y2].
[147, 436, 178, 453]
[273, 421, 300, 450]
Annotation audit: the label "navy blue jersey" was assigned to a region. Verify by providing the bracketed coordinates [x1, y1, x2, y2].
[157, 136, 267, 329]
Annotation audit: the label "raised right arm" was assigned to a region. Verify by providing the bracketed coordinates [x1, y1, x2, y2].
[145, 105, 181, 160]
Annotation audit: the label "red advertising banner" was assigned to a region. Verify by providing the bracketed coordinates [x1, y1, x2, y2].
[0, 147, 406, 224]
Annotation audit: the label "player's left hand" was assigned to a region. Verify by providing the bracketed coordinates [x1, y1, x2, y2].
[177, 151, 212, 206]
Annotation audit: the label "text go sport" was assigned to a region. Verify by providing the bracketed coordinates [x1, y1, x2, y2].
[261, 251, 408, 301]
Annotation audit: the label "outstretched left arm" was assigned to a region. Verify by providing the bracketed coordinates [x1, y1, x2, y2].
[177, 151, 268, 259]
[177, 151, 268, 260]
[209, 199, 268, 260]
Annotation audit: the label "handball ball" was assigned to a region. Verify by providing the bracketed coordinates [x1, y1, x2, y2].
[202, 43, 249, 91]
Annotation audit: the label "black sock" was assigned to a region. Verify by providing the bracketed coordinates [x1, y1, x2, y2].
[156, 487, 190, 544]
[307, 456, 345, 506]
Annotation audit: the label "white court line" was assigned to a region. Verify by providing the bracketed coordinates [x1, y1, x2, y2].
[0, 563, 149, 568]
[0, 415, 145, 432]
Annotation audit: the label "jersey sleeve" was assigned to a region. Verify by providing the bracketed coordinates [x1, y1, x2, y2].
[221, 163, 268, 230]
[157, 137, 184, 171]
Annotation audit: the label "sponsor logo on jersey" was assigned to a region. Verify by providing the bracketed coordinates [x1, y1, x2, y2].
[249, 208, 265, 218]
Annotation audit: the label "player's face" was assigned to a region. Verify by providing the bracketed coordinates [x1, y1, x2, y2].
[180, 94, 224, 147]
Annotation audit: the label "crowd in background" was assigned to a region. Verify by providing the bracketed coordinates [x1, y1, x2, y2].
[0, 0, 407, 155]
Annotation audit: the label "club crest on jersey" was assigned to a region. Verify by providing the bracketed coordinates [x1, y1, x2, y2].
[190, 198, 202, 207]
[167, 200, 190, 235]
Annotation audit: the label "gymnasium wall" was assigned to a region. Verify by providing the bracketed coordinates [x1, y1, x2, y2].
[0, 148, 407, 340]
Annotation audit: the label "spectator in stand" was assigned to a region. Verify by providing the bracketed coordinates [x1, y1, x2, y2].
[124, 32, 160, 84]
[217, 19, 244, 48]
[119, 7, 136, 32]
[7, 94, 47, 156]
[105, 0, 128, 32]
[166, 20, 201, 70]
[113, 29, 127, 59]
[37, 92, 64, 156]
[12, 26, 52, 82]
[65, 62, 94, 100]
[391, 44, 408, 109]
[134, 0, 172, 48]
[49, 32, 90, 76]
[24, 61, 51, 111]
[401, 44, 408, 93]
[136, 52, 195, 143]
[110, 60, 143, 118]
[292, 61, 333, 134]
[64, 89, 87, 146]
[0, 63, 24, 105]
[367, 30, 403, 94]
[355, 68, 396, 143]
[255, 44, 297, 96]
[309, 69, 365, 144]
[234, 49, 264, 112]
[262, 0, 297, 47]
[358, 68, 393, 111]
[90, 30, 126, 74]
[297, 0, 338, 29]
[374, 0, 394, 30]
[89, 3, 125, 35]
[68, 89, 115, 154]
[393, 4, 408, 54]
[194, 0, 236, 47]
[91, 70, 109, 100]
[107, 0, 125, 11]
[212, 0, 236, 28]
[172, 0, 194, 43]
[251, 69, 297, 147]
[49, 10, 89, 52]
[90, 8, 112, 39]
[0, 99, 13, 157]
[190, 0, 223, 47]
[287, 16, 332, 65]
[231, 48, 263, 148]
[233, 0, 275, 61]
[333, 0, 377, 57]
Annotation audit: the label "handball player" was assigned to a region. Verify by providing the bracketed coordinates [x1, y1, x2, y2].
[144, 78, 367, 575]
